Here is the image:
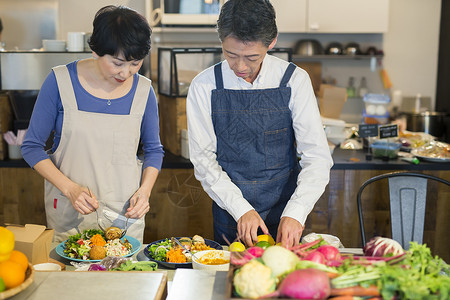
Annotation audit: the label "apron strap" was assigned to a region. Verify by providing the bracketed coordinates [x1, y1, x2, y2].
[130, 74, 152, 114]
[53, 65, 78, 111]
[279, 62, 297, 88]
[214, 62, 224, 90]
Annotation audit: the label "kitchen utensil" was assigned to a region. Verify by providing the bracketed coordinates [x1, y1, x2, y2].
[325, 42, 343, 55]
[172, 237, 201, 262]
[120, 216, 129, 239]
[88, 187, 106, 232]
[343, 42, 361, 55]
[294, 39, 323, 56]
[405, 111, 447, 138]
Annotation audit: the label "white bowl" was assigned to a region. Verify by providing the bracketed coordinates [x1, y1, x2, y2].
[192, 250, 230, 271]
[42, 40, 66, 52]
[33, 262, 62, 271]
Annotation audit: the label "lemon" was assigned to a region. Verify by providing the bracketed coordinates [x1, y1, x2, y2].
[229, 242, 246, 252]
[0, 227, 15, 263]
[255, 241, 271, 249]
[257, 234, 275, 246]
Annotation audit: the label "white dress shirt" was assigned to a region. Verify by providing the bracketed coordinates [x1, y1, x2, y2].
[186, 54, 333, 226]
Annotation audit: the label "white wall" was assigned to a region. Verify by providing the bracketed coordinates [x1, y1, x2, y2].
[383, 0, 441, 110]
[57, 0, 146, 40]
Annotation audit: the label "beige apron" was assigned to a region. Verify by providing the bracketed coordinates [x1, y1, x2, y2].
[45, 65, 151, 243]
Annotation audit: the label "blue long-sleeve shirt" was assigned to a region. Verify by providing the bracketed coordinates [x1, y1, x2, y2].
[22, 61, 164, 170]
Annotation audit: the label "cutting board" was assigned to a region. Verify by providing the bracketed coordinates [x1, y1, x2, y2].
[10, 271, 168, 300]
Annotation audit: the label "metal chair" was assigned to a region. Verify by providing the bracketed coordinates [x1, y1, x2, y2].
[357, 171, 450, 249]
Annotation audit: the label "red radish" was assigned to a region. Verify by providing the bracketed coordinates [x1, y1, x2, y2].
[231, 247, 265, 266]
[277, 268, 330, 299]
[304, 251, 326, 264]
[317, 245, 341, 261]
[246, 246, 264, 258]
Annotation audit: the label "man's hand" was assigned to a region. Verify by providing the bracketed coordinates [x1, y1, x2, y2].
[237, 210, 269, 247]
[276, 216, 304, 248]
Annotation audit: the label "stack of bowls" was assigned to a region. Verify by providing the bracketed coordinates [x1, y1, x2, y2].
[42, 40, 66, 52]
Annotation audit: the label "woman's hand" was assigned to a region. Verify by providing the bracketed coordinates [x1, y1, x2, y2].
[125, 189, 150, 219]
[67, 184, 98, 215]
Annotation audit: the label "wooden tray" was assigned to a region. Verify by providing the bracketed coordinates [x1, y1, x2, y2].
[0, 263, 35, 300]
[226, 265, 289, 300]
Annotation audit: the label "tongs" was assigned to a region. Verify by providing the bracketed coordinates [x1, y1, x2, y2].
[173, 237, 200, 262]
[88, 187, 106, 232]
[120, 194, 137, 239]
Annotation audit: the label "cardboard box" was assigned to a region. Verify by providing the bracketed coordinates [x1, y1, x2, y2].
[318, 84, 348, 119]
[6, 224, 54, 265]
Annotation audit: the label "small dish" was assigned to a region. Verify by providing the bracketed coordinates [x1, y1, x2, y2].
[192, 250, 230, 271]
[33, 262, 62, 271]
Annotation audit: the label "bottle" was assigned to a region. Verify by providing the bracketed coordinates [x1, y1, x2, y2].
[414, 93, 422, 114]
[358, 77, 369, 98]
[346, 77, 356, 98]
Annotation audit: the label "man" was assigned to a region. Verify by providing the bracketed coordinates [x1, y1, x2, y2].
[186, 0, 333, 248]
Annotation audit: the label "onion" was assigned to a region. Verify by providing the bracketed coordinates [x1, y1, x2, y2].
[277, 268, 330, 299]
[364, 236, 405, 257]
[88, 263, 107, 271]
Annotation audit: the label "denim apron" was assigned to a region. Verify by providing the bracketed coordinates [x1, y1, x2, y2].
[211, 62, 300, 244]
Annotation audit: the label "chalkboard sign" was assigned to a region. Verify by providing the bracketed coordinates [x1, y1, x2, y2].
[379, 124, 398, 139]
[358, 124, 378, 138]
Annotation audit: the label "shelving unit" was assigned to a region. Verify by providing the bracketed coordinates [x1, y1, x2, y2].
[292, 54, 383, 61]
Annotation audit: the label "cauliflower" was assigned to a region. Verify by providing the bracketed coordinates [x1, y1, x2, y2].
[233, 259, 276, 299]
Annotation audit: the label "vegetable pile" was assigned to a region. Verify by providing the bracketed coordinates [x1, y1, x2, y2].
[147, 235, 214, 263]
[63, 228, 132, 260]
[230, 235, 450, 299]
[88, 256, 158, 272]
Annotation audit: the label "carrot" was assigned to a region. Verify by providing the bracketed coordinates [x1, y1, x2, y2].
[326, 271, 340, 279]
[166, 248, 187, 263]
[90, 234, 106, 246]
[330, 285, 380, 297]
[329, 296, 356, 300]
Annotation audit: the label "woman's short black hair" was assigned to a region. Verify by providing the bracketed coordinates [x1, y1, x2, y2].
[217, 0, 277, 47]
[0, 18, 3, 33]
[88, 5, 151, 61]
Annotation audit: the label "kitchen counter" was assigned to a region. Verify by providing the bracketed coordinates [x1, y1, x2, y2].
[2, 147, 448, 170]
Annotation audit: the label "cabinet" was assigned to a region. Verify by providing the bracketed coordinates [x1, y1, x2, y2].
[273, 0, 389, 33]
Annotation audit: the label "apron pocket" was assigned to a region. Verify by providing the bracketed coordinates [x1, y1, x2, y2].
[265, 128, 288, 169]
[112, 131, 139, 165]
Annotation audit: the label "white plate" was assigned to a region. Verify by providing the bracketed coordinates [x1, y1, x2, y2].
[411, 149, 450, 162]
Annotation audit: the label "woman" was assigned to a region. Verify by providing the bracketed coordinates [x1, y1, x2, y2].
[21, 5, 164, 243]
